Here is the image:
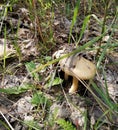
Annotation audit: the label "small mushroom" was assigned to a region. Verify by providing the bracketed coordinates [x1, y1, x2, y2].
[58, 53, 96, 93]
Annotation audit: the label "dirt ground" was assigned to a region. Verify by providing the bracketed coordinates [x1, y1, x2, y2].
[0, 1, 118, 130]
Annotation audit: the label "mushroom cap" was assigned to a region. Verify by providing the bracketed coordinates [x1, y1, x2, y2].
[59, 54, 96, 80]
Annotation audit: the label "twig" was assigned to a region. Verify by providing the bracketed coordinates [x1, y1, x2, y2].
[0, 110, 14, 130]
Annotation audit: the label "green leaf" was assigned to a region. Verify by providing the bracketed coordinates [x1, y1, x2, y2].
[0, 84, 34, 94]
[25, 61, 39, 81]
[24, 120, 41, 130]
[51, 77, 63, 86]
[44, 56, 52, 61]
[31, 91, 48, 106]
[56, 118, 76, 130]
[45, 77, 63, 88]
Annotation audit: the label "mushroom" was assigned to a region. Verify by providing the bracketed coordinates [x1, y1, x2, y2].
[54, 52, 96, 93]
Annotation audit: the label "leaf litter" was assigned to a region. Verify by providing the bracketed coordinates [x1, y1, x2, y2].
[0, 1, 118, 130]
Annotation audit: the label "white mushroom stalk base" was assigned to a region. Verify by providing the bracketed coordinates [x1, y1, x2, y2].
[69, 77, 79, 93]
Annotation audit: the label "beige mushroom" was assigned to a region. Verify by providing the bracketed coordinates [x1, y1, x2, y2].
[58, 53, 96, 93]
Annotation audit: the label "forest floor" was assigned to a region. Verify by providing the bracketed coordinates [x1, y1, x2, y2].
[0, 1, 118, 130]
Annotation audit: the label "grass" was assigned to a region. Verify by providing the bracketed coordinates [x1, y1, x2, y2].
[0, 0, 118, 129]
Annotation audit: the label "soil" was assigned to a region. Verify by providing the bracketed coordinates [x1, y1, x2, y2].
[0, 1, 118, 130]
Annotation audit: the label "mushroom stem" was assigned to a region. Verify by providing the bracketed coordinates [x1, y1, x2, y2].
[64, 73, 68, 80]
[69, 77, 78, 93]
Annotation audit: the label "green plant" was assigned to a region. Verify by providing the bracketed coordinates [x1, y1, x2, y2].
[45, 76, 63, 88]
[31, 91, 51, 109]
[30, 32, 106, 75]
[24, 120, 41, 130]
[46, 106, 59, 128]
[29, 0, 55, 54]
[25, 61, 40, 82]
[56, 118, 76, 130]
[69, 0, 80, 43]
[0, 83, 34, 94]
[3, 26, 7, 70]
[0, 0, 117, 129]
[96, 0, 117, 58]
[76, 15, 91, 46]
[0, 120, 10, 130]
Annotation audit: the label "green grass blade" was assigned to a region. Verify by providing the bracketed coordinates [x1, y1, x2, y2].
[69, 0, 80, 43]
[32, 33, 107, 74]
[76, 15, 91, 46]
[91, 81, 118, 112]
